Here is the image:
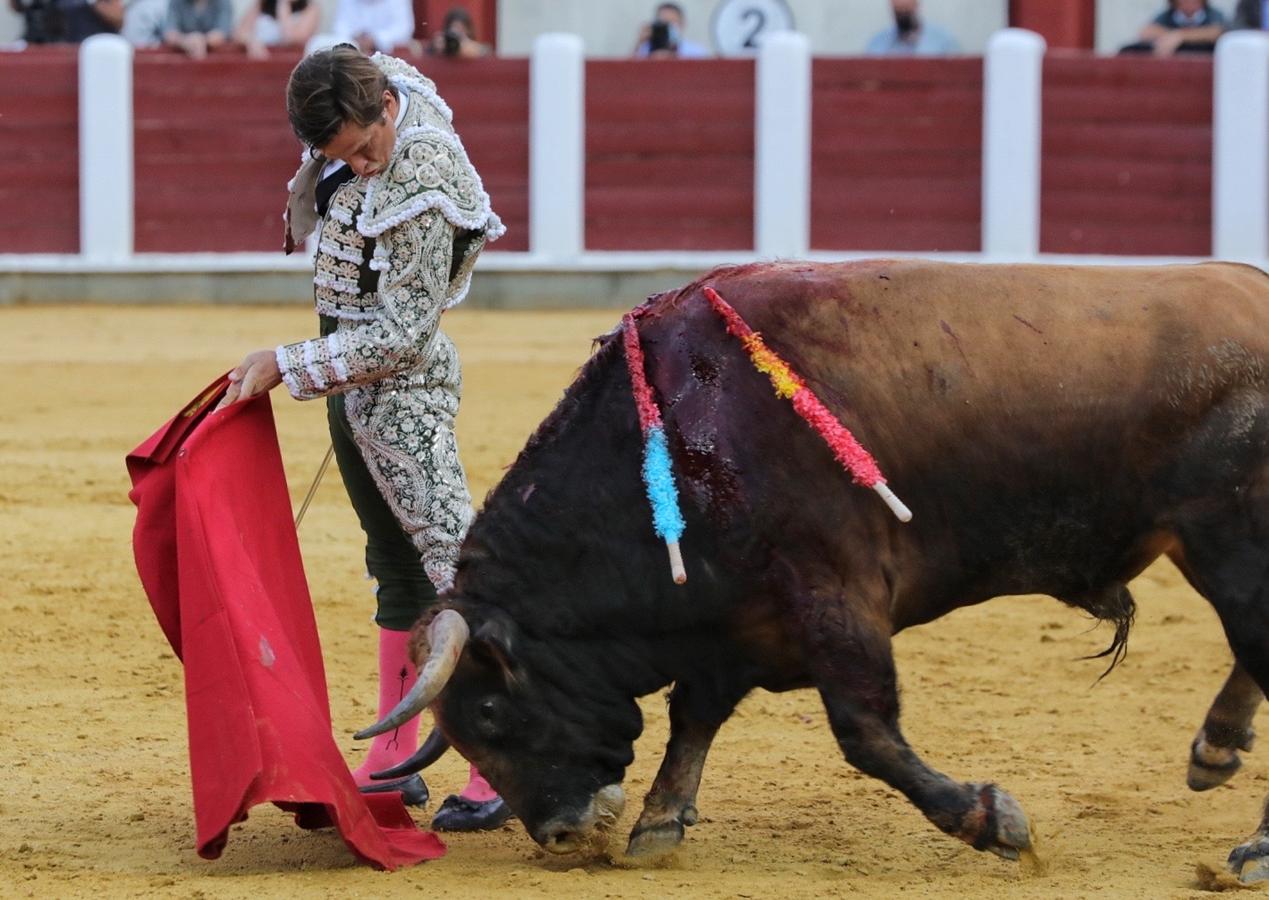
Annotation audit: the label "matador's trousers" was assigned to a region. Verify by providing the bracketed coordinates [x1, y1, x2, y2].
[322, 316, 474, 631]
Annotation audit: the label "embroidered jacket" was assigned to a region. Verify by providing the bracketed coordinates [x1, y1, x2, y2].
[276, 53, 503, 399]
[272, 54, 499, 591]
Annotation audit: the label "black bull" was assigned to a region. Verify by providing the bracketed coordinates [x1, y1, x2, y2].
[359, 259, 1269, 878]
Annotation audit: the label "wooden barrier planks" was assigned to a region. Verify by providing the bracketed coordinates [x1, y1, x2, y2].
[1041, 53, 1213, 256]
[0, 47, 79, 253]
[811, 57, 983, 252]
[133, 51, 300, 253]
[425, 56, 530, 252]
[131, 52, 530, 253]
[0, 49, 1224, 260]
[586, 59, 755, 251]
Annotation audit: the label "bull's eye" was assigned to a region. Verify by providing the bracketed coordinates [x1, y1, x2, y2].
[474, 697, 504, 739]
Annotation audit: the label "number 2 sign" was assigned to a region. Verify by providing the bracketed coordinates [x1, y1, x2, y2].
[710, 0, 796, 57]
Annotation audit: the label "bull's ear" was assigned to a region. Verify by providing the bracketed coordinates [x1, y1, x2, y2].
[471, 616, 521, 687]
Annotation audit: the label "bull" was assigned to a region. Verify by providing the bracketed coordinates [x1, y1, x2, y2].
[358, 259, 1269, 879]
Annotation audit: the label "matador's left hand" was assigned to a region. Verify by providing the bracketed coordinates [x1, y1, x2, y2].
[217, 349, 283, 410]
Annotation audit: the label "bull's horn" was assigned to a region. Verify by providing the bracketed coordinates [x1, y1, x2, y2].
[354, 609, 469, 740]
[369, 728, 451, 780]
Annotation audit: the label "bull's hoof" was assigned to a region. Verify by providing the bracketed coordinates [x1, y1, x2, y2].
[964, 784, 1032, 861]
[625, 818, 685, 858]
[1223, 832, 1269, 883]
[1188, 732, 1246, 792]
[1228, 836, 1269, 883]
[1188, 746, 1242, 791]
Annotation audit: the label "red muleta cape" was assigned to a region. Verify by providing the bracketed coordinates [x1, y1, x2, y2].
[125, 375, 443, 869]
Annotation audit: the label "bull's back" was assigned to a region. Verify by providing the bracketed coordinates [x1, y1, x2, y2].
[703, 260, 1269, 463]
[662, 260, 1269, 614]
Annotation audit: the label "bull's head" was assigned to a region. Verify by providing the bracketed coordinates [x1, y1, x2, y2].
[355, 608, 634, 853]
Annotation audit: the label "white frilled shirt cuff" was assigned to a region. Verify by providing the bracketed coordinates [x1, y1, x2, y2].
[276, 210, 455, 401]
[275, 333, 351, 401]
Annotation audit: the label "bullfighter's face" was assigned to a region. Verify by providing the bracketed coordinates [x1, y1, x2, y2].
[316, 89, 399, 179]
[429, 611, 635, 853]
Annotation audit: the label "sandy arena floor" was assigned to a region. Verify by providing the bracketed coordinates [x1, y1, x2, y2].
[0, 304, 1265, 898]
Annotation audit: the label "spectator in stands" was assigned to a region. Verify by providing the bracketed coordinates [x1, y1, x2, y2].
[427, 6, 490, 58]
[1231, 0, 1266, 30]
[633, 2, 709, 58]
[331, 0, 414, 55]
[162, 0, 232, 58]
[1119, 0, 1228, 55]
[122, 0, 166, 46]
[865, 0, 958, 56]
[234, 0, 320, 58]
[9, 0, 121, 42]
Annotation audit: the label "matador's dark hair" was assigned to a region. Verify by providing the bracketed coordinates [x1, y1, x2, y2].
[286, 45, 396, 152]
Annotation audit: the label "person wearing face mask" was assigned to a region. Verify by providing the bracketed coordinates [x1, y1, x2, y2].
[218, 45, 513, 833]
[865, 0, 959, 56]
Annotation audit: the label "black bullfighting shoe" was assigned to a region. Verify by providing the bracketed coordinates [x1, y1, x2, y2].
[430, 794, 515, 831]
[358, 774, 429, 807]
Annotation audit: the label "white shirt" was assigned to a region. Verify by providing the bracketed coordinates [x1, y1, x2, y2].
[331, 0, 413, 52]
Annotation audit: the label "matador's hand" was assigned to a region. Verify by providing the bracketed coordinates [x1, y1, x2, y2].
[217, 349, 283, 410]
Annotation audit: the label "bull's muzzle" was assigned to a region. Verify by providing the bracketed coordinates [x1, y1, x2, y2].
[533, 784, 626, 854]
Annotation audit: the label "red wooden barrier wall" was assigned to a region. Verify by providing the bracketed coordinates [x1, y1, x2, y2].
[1010, 0, 1095, 50]
[586, 59, 755, 251]
[0, 51, 1222, 258]
[133, 52, 300, 253]
[1041, 53, 1212, 256]
[131, 52, 528, 253]
[0, 47, 79, 254]
[811, 58, 983, 253]
[425, 56, 529, 252]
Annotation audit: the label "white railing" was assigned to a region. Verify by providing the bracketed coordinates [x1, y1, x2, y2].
[754, 30, 811, 259]
[79, 33, 134, 262]
[5, 29, 1267, 275]
[981, 28, 1045, 260]
[1214, 30, 1269, 264]
[529, 32, 585, 259]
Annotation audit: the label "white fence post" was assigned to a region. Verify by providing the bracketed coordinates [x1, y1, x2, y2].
[754, 30, 811, 259]
[982, 28, 1045, 260]
[79, 34, 134, 262]
[530, 33, 584, 261]
[1213, 31, 1269, 263]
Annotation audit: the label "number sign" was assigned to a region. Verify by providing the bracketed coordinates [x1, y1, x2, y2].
[710, 0, 796, 57]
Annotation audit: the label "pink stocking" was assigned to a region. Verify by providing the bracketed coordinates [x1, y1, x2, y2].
[351, 628, 420, 787]
[460, 764, 499, 803]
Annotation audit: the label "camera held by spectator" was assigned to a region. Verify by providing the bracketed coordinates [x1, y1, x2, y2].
[632, 2, 709, 58]
[441, 27, 460, 55]
[647, 18, 676, 53]
[428, 6, 490, 59]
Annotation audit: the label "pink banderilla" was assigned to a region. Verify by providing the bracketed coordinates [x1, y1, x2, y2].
[702, 286, 912, 523]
